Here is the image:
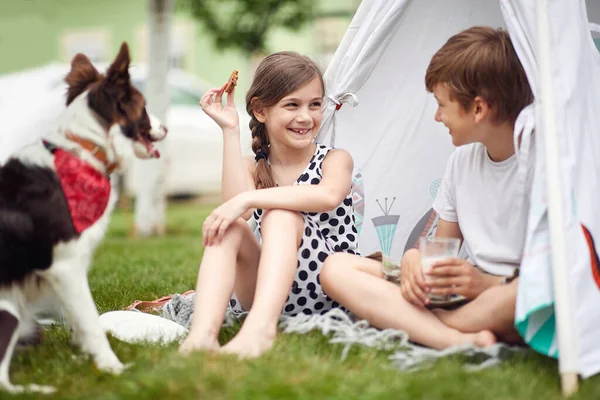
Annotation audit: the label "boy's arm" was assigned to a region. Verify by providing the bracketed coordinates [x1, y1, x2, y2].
[428, 218, 504, 299]
[434, 219, 463, 241]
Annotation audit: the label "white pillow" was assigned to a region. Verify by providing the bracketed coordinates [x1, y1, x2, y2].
[99, 311, 188, 345]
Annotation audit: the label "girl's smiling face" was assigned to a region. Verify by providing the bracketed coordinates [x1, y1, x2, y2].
[256, 77, 324, 150]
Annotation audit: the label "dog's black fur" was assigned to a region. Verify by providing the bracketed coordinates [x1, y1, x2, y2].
[0, 160, 78, 284]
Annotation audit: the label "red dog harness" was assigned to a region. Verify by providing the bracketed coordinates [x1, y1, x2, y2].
[43, 141, 111, 234]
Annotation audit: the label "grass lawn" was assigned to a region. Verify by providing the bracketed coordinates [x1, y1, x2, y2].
[8, 202, 600, 399]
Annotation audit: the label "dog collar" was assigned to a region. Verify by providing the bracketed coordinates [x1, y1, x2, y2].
[43, 133, 118, 175]
[64, 132, 118, 175]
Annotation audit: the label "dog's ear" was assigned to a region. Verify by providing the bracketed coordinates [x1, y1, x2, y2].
[105, 42, 131, 88]
[64, 53, 101, 105]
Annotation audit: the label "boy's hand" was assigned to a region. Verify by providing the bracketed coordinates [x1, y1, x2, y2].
[400, 249, 430, 308]
[202, 194, 249, 246]
[199, 83, 239, 131]
[425, 258, 499, 300]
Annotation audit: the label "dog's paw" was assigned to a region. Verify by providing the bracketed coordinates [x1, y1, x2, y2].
[0, 382, 56, 394]
[25, 384, 56, 394]
[94, 355, 126, 375]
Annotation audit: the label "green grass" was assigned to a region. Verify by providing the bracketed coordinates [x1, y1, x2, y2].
[8, 202, 600, 399]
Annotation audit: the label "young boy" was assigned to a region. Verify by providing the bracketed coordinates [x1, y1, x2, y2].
[320, 26, 534, 349]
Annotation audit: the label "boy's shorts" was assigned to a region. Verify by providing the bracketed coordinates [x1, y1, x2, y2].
[426, 294, 469, 309]
[384, 272, 470, 309]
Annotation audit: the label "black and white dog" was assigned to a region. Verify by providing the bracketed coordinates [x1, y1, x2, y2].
[0, 43, 167, 394]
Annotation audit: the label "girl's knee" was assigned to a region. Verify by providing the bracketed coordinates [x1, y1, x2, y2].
[261, 210, 304, 240]
[321, 254, 344, 294]
[322, 253, 345, 275]
[214, 218, 252, 244]
[230, 217, 252, 233]
[260, 210, 304, 246]
[262, 209, 302, 225]
[321, 253, 358, 286]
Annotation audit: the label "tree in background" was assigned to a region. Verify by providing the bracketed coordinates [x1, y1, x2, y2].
[134, 0, 316, 236]
[179, 0, 316, 55]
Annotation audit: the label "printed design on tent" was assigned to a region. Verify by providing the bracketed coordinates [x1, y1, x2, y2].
[404, 209, 438, 253]
[430, 179, 441, 198]
[582, 224, 600, 290]
[351, 171, 365, 235]
[403, 179, 442, 252]
[372, 197, 400, 256]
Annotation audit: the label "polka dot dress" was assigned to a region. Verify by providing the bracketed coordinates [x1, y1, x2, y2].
[229, 143, 361, 316]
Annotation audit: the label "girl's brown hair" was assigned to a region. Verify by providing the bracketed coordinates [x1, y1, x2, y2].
[246, 51, 324, 189]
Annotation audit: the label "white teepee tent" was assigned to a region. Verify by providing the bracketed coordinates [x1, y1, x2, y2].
[318, 0, 600, 394]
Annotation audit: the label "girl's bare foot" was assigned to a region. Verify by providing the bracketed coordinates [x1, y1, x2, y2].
[219, 327, 276, 359]
[178, 334, 220, 355]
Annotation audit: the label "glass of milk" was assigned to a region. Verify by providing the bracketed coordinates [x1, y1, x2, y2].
[419, 237, 461, 302]
[382, 254, 401, 283]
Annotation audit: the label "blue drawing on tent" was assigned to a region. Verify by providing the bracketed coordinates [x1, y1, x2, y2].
[371, 197, 400, 256]
[430, 178, 441, 199]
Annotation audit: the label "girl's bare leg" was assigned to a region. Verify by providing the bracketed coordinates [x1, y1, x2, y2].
[320, 253, 496, 350]
[220, 209, 303, 358]
[179, 218, 260, 354]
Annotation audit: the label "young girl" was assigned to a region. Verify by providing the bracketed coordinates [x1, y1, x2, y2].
[179, 52, 360, 358]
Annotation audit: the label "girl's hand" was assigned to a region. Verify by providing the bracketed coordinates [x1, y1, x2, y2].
[425, 258, 499, 300]
[202, 194, 249, 246]
[199, 83, 239, 131]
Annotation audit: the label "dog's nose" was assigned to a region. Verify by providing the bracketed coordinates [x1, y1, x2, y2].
[161, 125, 168, 135]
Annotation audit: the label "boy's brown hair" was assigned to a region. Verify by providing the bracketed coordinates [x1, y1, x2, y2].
[425, 26, 533, 125]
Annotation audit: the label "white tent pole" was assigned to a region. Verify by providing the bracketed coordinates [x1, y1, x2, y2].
[536, 0, 579, 396]
[324, 0, 375, 86]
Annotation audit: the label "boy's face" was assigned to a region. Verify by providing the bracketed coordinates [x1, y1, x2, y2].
[432, 84, 477, 146]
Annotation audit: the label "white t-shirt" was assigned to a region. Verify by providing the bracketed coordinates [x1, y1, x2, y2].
[432, 143, 531, 277]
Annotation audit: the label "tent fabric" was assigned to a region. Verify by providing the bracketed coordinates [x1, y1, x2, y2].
[501, 0, 600, 378]
[317, 0, 506, 260]
[320, 0, 600, 378]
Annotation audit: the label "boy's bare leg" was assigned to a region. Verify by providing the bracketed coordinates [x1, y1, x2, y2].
[179, 218, 260, 354]
[321, 253, 496, 350]
[432, 279, 523, 344]
[220, 209, 303, 358]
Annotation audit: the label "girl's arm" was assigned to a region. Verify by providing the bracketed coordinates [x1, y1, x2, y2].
[221, 127, 256, 202]
[238, 149, 353, 213]
[199, 85, 256, 204]
[202, 149, 354, 245]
